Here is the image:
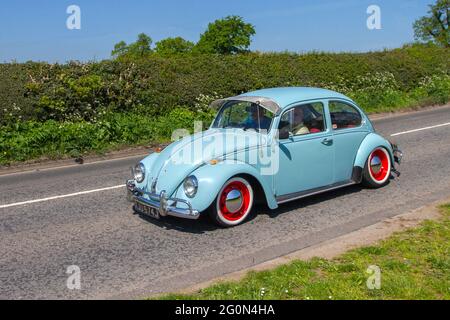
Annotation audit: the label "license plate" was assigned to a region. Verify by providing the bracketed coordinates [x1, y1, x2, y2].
[135, 201, 160, 219]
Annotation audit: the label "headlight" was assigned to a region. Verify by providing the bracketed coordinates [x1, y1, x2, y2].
[183, 176, 198, 198]
[134, 163, 145, 183]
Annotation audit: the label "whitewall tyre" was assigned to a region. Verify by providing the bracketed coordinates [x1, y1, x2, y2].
[363, 147, 391, 188]
[209, 177, 254, 227]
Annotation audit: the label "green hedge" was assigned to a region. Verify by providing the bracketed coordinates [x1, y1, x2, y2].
[0, 44, 449, 165]
[1, 44, 449, 125]
[0, 108, 214, 164]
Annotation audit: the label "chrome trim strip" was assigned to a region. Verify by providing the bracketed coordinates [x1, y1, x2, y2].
[276, 180, 356, 204]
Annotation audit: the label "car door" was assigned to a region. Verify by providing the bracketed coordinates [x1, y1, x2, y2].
[274, 101, 334, 197]
[328, 100, 369, 183]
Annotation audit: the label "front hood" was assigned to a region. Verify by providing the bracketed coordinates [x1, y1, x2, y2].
[145, 129, 268, 196]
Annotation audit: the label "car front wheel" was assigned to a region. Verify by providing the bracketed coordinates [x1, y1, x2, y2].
[363, 147, 391, 188]
[209, 177, 254, 227]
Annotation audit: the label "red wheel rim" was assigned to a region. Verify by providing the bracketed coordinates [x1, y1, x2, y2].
[218, 181, 251, 221]
[369, 149, 390, 182]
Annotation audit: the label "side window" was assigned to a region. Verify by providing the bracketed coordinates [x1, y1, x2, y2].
[329, 101, 362, 130]
[278, 102, 326, 138]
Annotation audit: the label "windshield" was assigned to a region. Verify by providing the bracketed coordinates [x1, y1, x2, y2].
[212, 100, 274, 132]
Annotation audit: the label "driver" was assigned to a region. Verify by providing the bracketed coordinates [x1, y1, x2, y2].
[244, 104, 272, 130]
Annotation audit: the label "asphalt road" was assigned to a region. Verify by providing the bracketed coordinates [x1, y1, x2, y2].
[1, 105, 450, 299]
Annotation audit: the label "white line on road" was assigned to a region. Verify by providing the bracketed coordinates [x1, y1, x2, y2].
[0, 185, 125, 209]
[391, 122, 450, 137]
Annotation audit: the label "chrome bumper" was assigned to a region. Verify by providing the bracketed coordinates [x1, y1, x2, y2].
[390, 143, 403, 177]
[126, 180, 200, 220]
[391, 143, 403, 165]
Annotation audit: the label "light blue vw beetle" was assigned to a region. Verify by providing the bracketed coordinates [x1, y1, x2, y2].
[126, 87, 402, 227]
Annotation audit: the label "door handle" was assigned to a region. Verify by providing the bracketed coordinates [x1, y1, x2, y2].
[322, 138, 333, 145]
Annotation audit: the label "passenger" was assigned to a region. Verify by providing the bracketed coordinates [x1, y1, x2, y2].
[292, 107, 310, 135]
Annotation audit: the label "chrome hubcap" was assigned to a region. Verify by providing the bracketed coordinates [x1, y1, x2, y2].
[225, 189, 243, 213]
[370, 155, 382, 174]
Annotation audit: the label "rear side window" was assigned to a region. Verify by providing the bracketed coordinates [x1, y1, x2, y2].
[329, 101, 362, 130]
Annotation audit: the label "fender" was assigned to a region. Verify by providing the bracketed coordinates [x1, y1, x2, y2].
[135, 152, 159, 188]
[173, 160, 278, 213]
[353, 132, 395, 172]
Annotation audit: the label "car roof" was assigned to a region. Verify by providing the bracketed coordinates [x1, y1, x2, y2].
[239, 87, 354, 111]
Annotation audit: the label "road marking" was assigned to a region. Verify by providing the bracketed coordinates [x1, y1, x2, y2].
[0, 185, 125, 209]
[391, 122, 450, 137]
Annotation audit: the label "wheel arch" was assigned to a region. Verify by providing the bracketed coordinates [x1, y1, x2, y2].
[233, 173, 268, 208]
[354, 133, 394, 170]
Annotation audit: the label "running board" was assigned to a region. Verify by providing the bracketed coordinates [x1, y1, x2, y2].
[276, 180, 356, 204]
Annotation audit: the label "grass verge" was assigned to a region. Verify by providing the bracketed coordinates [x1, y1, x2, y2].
[159, 205, 450, 300]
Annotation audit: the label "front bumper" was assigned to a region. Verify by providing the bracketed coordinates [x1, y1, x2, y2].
[126, 180, 200, 220]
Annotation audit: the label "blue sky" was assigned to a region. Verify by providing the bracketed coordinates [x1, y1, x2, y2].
[0, 0, 434, 62]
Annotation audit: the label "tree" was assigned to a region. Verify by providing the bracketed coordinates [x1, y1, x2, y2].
[111, 41, 128, 58]
[111, 33, 153, 59]
[413, 0, 449, 48]
[195, 16, 256, 54]
[129, 33, 153, 57]
[154, 37, 195, 55]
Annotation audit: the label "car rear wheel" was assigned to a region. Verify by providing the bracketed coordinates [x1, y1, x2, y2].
[209, 177, 254, 227]
[363, 147, 391, 188]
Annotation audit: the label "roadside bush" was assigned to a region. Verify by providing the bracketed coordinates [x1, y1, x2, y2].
[0, 44, 449, 165]
[412, 73, 450, 105]
[0, 108, 214, 165]
[345, 72, 415, 112]
[0, 44, 448, 126]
